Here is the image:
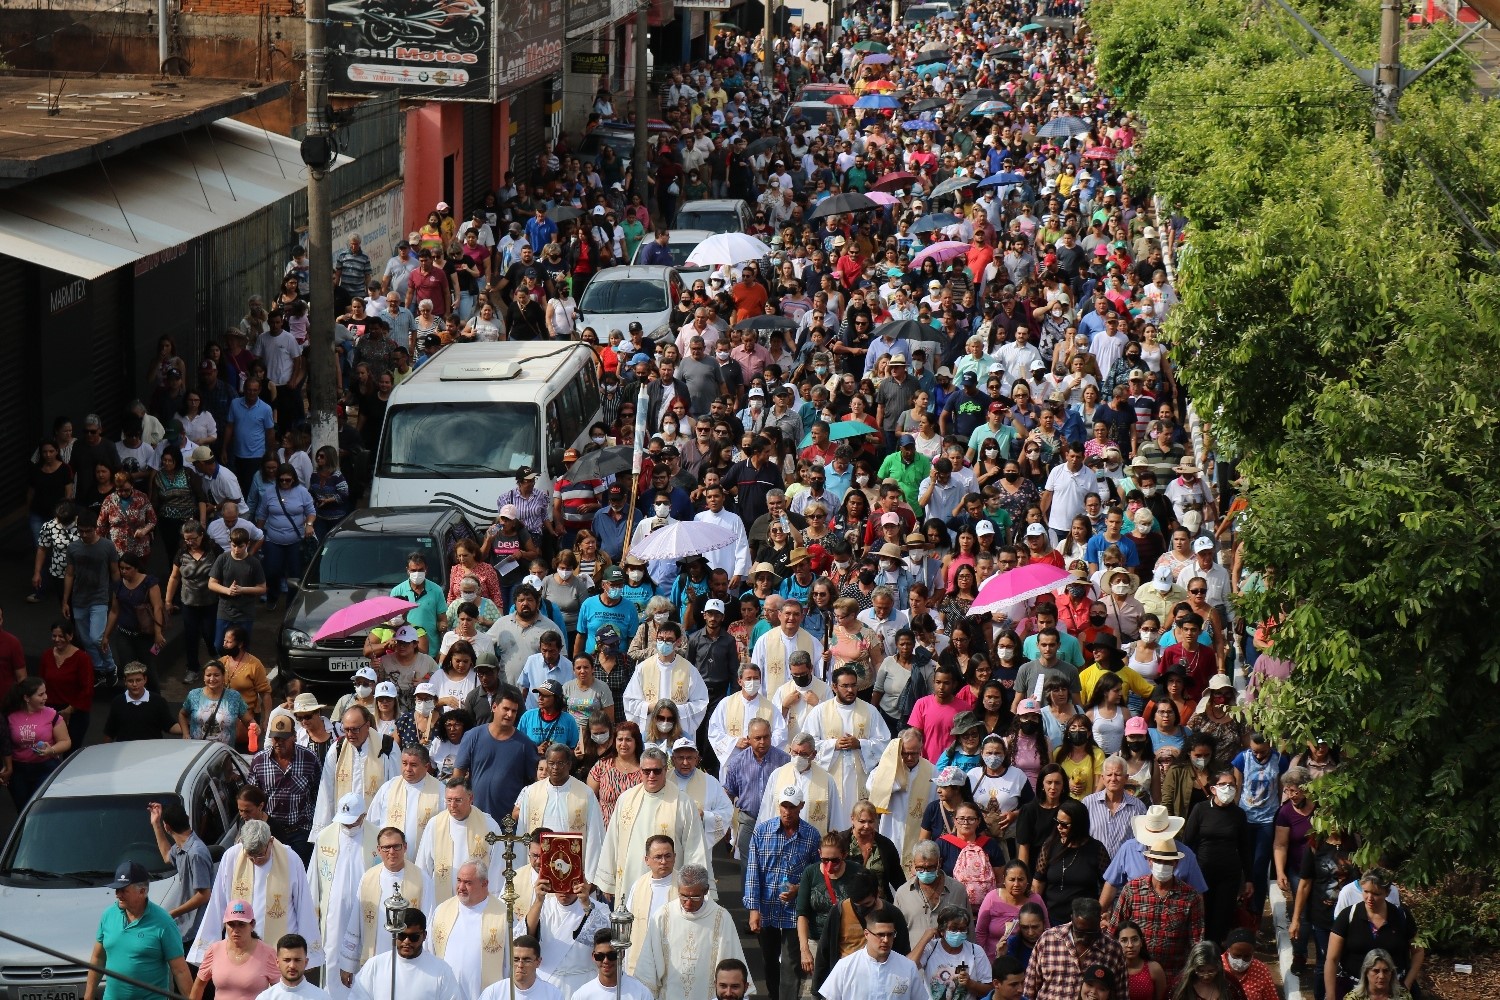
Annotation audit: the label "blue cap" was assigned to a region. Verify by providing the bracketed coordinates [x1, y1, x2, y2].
[898, 434, 916, 447]
[630, 353, 653, 366]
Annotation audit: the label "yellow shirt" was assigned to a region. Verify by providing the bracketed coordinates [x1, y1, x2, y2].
[1078, 664, 1155, 703]
[1055, 747, 1106, 798]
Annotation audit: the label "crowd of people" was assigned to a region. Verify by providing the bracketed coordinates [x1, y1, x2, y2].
[1, 0, 1430, 998]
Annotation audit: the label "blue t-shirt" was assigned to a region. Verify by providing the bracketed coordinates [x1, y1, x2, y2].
[455, 725, 539, 818]
[97, 901, 183, 1000]
[1232, 749, 1289, 825]
[516, 708, 580, 748]
[575, 595, 640, 654]
[226, 396, 276, 459]
[1084, 532, 1140, 568]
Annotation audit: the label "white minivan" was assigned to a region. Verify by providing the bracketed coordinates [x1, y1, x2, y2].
[369, 342, 604, 525]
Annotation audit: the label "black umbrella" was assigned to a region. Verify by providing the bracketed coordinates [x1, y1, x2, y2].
[871, 319, 931, 341]
[910, 98, 947, 112]
[808, 192, 881, 221]
[915, 46, 951, 64]
[991, 47, 1024, 60]
[549, 205, 584, 222]
[746, 136, 781, 156]
[734, 315, 799, 331]
[962, 88, 1002, 102]
[567, 445, 633, 481]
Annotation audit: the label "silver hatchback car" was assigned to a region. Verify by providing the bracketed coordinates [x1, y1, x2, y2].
[0, 742, 248, 1000]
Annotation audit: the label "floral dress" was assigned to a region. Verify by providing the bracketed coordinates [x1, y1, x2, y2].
[99, 490, 157, 558]
[588, 759, 644, 827]
[182, 687, 250, 744]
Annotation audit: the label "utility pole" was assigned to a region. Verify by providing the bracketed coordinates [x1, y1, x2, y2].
[1374, 0, 1401, 139]
[763, 0, 773, 79]
[301, 0, 339, 456]
[634, 2, 650, 202]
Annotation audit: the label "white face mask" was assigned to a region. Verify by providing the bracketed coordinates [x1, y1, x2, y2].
[408, 570, 426, 587]
[354, 684, 374, 699]
[656, 720, 675, 734]
[1139, 629, 1158, 641]
[1150, 861, 1175, 881]
[663, 422, 677, 434]
[415, 700, 434, 717]
[750, 399, 763, 411]
[557, 568, 574, 580]
[1214, 784, 1237, 804]
[655, 503, 671, 518]
[717, 350, 730, 361]
[592, 435, 607, 445]
[1112, 582, 1131, 596]
[997, 647, 1016, 661]
[630, 570, 647, 584]
[743, 679, 760, 697]
[1227, 957, 1251, 973]
[591, 732, 611, 745]
[793, 755, 812, 773]
[856, 475, 869, 486]
[460, 589, 479, 603]
[653, 611, 669, 625]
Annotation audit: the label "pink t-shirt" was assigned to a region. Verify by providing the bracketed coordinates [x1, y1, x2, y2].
[7, 707, 59, 763]
[196, 941, 278, 1000]
[908, 688, 978, 762]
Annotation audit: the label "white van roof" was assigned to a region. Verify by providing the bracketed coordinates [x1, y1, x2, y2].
[391, 343, 592, 402]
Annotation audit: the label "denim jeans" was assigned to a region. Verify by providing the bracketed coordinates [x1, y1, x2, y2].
[72, 603, 116, 678]
[1249, 820, 1276, 919]
[262, 540, 304, 610]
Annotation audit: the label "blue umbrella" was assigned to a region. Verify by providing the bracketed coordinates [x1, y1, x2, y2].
[854, 94, 901, 110]
[1018, 21, 1043, 30]
[929, 174, 977, 198]
[968, 100, 1013, 116]
[1037, 115, 1091, 138]
[799, 421, 880, 448]
[902, 119, 939, 131]
[915, 63, 949, 75]
[909, 212, 962, 235]
[978, 170, 1027, 187]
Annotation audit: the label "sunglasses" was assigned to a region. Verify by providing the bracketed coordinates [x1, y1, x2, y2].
[593, 951, 619, 962]
[396, 931, 425, 943]
[641, 767, 665, 775]
[1188, 588, 1207, 595]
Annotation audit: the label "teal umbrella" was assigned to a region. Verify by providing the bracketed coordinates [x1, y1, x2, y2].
[1019, 22, 1043, 31]
[799, 421, 880, 448]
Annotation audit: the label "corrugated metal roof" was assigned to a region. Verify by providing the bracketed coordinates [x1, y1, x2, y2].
[0, 118, 351, 279]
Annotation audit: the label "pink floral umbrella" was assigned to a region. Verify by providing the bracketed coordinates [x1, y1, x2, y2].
[970, 563, 1072, 617]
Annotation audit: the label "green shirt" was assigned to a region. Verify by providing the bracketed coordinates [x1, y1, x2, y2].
[967, 422, 1019, 461]
[877, 451, 932, 513]
[97, 901, 183, 1000]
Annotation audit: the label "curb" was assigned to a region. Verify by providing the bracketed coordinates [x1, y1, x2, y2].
[1269, 882, 1303, 1000]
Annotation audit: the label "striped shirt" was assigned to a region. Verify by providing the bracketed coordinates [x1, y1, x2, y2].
[497, 485, 551, 536]
[553, 477, 606, 528]
[1081, 790, 1148, 858]
[743, 817, 821, 929]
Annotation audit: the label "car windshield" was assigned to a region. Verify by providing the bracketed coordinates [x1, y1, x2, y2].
[636, 242, 704, 268]
[676, 210, 741, 234]
[377, 401, 539, 480]
[4, 795, 180, 883]
[305, 534, 443, 589]
[579, 279, 669, 314]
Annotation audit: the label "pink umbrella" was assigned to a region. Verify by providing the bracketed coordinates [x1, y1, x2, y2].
[1083, 146, 1117, 160]
[909, 240, 970, 269]
[312, 596, 419, 642]
[865, 191, 900, 206]
[970, 563, 1072, 617]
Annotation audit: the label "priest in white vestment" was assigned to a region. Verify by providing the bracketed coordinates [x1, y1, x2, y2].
[311, 706, 400, 835]
[750, 603, 825, 695]
[588, 747, 708, 898]
[754, 732, 843, 835]
[522, 881, 612, 996]
[767, 650, 832, 738]
[802, 666, 890, 830]
[429, 862, 519, 999]
[866, 729, 936, 874]
[306, 795, 377, 999]
[706, 664, 789, 763]
[338, 827, 435, 980]
[477, 935, 565, 1000]
[570, 928, 653, 1000]
[366, 746, 446, 847]
[632, 864, 752, 998]
[415, 777, 505, 904]
[619, 834, 679, 976]
[621, 622, 710, 735]
[669, 738, 733, 861]
[253, 934, 331, 1000]
[192, 820, 323, 967]
[514, 745, 606, 882]
[348, 908, 465, 1000]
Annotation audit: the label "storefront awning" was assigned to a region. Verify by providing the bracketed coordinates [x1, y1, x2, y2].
[0, 119, 350, 280]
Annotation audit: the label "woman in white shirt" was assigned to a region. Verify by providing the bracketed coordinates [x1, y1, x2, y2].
[178, 391, 218, 449]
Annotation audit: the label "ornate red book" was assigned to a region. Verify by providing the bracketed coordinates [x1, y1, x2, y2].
[535, 831, 586, 895]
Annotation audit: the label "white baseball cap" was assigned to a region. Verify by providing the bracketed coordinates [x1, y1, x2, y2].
[704, 599, 726, 614]
[976, 520, 996, 536]
[393, 625, 419, 643]
[1025, 523, 1047, 538]
[778, 785, 806, 807]
[335, 793, 365, 826]
[1192, 537, 1216, 553]
[671, 737, 699, 754]
[354, 666, 378, 683]
[1153, 565, 1174, 591]
[374, 681, 399, 699]
[414, 682, 437, 698]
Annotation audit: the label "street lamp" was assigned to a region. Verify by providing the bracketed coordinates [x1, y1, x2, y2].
[609, 897, 634, 1000]
[382, 887, 409, 1000]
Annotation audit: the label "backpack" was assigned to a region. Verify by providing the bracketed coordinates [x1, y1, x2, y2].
[941, 834, 996, 906]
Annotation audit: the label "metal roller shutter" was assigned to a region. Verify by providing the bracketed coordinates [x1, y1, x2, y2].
[0, 259, 31, 515]
[90, 271, 127, 437]
[509, 82, 549, 186]
[463, 102, 494, 211]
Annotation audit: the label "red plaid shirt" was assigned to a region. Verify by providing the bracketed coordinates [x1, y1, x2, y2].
[1106, 875, 1205, 987]
[1022, 923, 1128, 1000]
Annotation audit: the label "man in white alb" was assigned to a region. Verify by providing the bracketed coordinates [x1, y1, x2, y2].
[254, 933, 330, 1000]
[571, 928, 653, 1000]
[415, 777, 504, 905]
[707, 663, 788, 762]
[669, 738, 733, 861]
[588, 747, 708, 900]
[755, 732, 842, 836]
[694, 485, 750, 589]
[348, 909, 464, 1000]
[621, 620, 710, 736]
[193, 820, 323, 967]
[477, 935, 564, 1000]
[619, 834, 679, 975]
[521, 872, 611, 995]
[803, 666, 890, 831]
[768, 651, 831, 739]
[306, 795, 376, 999]
[818, 908, 925, 1000]
[632, 864, 751, 999]
[367, 746, 445, 847]
[514, 744, 606, 881]
[428, 861, 516, 998]
[338, 827, 435, 987]
[750, 600, 824, 696]
[312, 705, 400, 836]
[867, 729, 936, 872]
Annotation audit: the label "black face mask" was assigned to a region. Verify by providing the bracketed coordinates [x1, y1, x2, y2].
[1003, 472, 1021, 483]
[1126, 739, 1151, 753]
[1066, 731, 1089, 747]
[858, 570, 876, 587]
[1088, 613, 1106, 626]
[1019, 719, 1040, 735]
[793, 673, 813, 688]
